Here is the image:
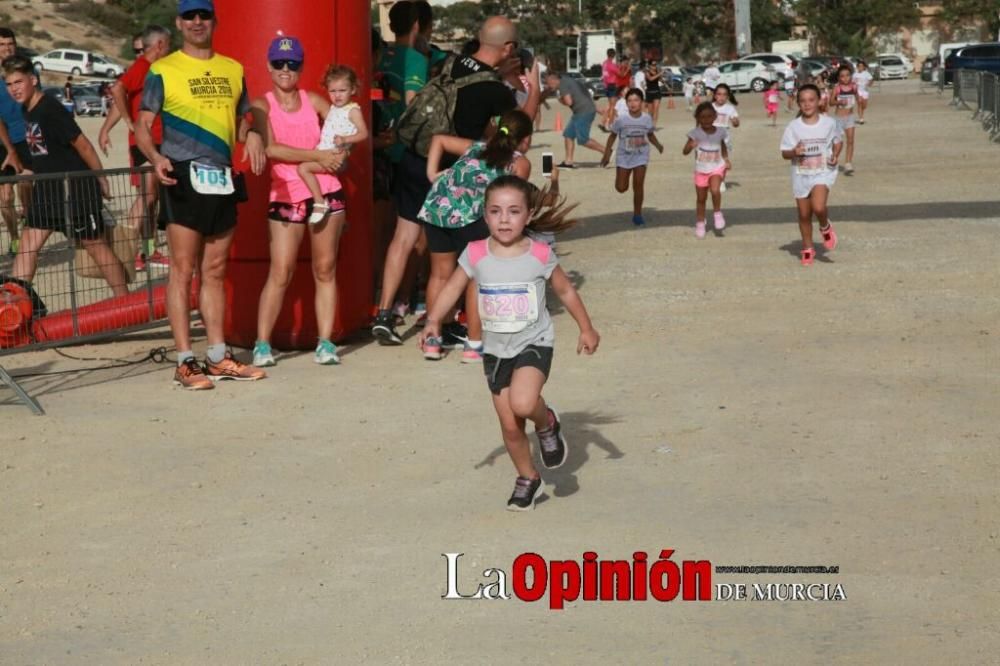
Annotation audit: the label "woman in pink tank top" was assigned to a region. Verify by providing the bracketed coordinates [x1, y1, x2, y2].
[251, 36, 349, 367]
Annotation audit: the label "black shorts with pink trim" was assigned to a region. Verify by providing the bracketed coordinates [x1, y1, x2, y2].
[267, 189, 346, 224]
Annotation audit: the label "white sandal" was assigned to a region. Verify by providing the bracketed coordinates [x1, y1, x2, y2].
[308, 202, 330, 225]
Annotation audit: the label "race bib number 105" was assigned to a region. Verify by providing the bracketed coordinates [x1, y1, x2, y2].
[479, 282, 540, 333]
[190, 161, 234, 195]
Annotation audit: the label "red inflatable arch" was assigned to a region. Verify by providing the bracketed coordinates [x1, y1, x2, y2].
[215, 0, 373, 349]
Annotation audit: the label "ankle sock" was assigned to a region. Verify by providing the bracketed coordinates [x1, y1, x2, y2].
[206, 343, 227, 364]
[177, 350, 194, 366]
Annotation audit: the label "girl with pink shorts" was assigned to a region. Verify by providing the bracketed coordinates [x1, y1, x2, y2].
[682, 102, 731, 238]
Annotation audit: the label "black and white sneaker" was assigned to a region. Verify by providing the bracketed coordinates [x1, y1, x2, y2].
[372, 311, 402, 345]
[506, 476, 545, 511]
[441, 321, 468, 349]
[537, 407, 568, 469]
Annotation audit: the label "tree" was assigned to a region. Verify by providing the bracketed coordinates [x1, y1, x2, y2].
[939, 0, 1000, 39]
[588, 0, 727, 62]
[750, 0, 794, 53]
[791, 0, 921, 56]
[480, 0, 580, 69]
[434, 1, 484, 46]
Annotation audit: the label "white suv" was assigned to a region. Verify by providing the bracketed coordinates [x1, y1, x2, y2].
[32, 49, 96, 76]
[739, 52, 796, 79]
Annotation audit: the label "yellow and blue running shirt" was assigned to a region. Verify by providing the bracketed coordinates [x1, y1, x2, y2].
[141, 50, 250, 167]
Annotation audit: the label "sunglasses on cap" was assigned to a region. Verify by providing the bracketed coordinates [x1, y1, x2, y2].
[270, 59, 302, 72]
[180, 9, 214, 21]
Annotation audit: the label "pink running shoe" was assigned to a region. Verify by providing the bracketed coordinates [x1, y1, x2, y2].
[694, 220, 706, 239]
[713, 211, 726, 230]
[820, 222, 838, 251]
[801, 247, 815, 266]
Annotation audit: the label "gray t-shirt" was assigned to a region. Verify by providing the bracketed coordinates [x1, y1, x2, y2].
[610, 111, 654, 169]
[559, 75, 596, 116]
[458, 238, 559, 358]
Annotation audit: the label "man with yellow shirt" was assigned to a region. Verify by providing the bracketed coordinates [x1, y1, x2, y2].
[136, 0, 267, 390]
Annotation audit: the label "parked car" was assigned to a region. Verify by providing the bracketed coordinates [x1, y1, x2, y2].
[872, 55, 908, 80]
[945, 42, 1000, 82]
[799, 59, 829, 79]
[91, 54, 123, 78]
[33, 49, 96, 76]
[31, 49, 122, 78]
[73, 91, 104, 116]
[739, 52, 796, 79]
[877, 52, 913, 73]
[41, 86, 75, 114]
[715, 59, 778, 92]
[921, 55, 940, 82]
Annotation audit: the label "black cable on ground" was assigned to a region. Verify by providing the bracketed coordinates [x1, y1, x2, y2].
[10, 346, 174, 378]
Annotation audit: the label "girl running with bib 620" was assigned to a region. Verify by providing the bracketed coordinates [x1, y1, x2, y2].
[418, 175, 599, 511]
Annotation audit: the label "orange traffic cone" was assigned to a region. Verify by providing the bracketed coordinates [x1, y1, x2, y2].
[554, 111, 563, 132]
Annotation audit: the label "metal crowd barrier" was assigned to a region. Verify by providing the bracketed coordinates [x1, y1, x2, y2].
[953, 69, 980, 109]
[949, 69, 1000, 142]
[0, 166, 170, 414]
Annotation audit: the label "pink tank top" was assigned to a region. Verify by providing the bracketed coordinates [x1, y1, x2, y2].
[266, 90, 341, 203]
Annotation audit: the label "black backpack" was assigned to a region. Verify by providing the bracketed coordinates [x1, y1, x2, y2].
[396, 55, 500, 157]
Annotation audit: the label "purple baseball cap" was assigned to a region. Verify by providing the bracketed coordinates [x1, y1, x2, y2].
[178, 0, 214, 14]
[268, 35, 304, 63]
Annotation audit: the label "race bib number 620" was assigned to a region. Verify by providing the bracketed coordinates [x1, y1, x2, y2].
[479, 282, 539, 333]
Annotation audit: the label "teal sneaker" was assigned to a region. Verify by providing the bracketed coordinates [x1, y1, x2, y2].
[315, 338, 340, 365]
[252, 340, 276, 367]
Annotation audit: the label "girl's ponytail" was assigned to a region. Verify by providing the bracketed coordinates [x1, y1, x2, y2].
[481, 109, 533, 169]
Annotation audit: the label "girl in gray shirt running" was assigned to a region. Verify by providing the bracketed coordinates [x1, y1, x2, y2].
[418, 175, 600, 511]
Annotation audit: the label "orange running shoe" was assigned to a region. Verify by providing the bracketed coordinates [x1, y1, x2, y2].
[173, 358, 214, 390]
[205, 351, 267, 381]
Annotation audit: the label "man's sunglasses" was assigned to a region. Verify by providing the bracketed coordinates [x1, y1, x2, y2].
[270, 59, 302, 72]
[180, 9, 214, 21]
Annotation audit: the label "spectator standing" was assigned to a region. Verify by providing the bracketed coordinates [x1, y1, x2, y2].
[373, 0, 429, 329]
[98, 24, 172, 271]
[0, 28, 29, 256]
[135, 0, 267, 389]
[251, 37, 349, 368]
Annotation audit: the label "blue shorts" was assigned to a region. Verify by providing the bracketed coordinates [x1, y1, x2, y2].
[605, 83, 618, 98]
[563, 111, 596, 145]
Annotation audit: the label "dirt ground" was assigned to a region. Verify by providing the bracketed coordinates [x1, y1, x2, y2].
[2, 80, 998, 664]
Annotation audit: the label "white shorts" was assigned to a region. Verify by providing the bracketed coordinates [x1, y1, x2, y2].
[791, 167, 837, 199]
[835, 113, 856, 133]
[858, 90, 870, 101]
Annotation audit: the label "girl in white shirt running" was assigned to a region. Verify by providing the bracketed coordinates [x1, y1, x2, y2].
[779, 84, 843, 266]
[853, 60, 874, 124]
[712, 83, 739, 190]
